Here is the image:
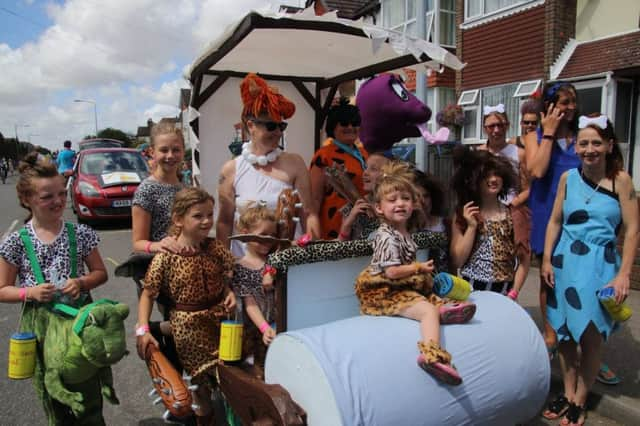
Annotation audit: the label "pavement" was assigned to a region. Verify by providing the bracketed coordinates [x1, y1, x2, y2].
[517, 266, 640, 425]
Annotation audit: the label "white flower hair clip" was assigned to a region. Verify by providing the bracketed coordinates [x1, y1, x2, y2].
[483, 104, 505, 115]
[578, 115, 608, 129]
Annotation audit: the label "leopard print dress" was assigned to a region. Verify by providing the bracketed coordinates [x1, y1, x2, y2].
[144, 238, 235, 383]
[355, 223, 442, 316]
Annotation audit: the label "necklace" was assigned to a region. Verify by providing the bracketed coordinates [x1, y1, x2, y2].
[242, 142, 282, 166]
[580, 171, 603, 204]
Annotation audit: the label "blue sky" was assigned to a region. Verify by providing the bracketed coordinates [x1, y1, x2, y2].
[0, 0, 303, 150]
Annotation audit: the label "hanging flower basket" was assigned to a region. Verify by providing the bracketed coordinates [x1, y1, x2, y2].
[436, 104, 465, 129]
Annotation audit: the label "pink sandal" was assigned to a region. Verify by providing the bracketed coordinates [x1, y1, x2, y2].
[417, 354, 462, 386]
[439, 302, 476, 325]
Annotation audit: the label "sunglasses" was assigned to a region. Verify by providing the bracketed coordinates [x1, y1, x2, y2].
[338, 119, 361, 127]
[252, 120, 288, 132]
[521, 120, 538, 126]
[484, 123, 505, 130]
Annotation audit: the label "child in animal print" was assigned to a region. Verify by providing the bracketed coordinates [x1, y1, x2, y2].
[450, 148, 528, 299]
[232, 203, 279, 373]
[136, 187, 236, 424]
[0, 152, 108, 423]
[354, 161, 476, 386]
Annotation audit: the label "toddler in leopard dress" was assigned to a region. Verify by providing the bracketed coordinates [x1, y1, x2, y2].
[355, 161, 476, 386]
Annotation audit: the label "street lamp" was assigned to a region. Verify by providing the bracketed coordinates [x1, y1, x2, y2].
[74, 99, 98, 136]
[14, 124, 30, 142]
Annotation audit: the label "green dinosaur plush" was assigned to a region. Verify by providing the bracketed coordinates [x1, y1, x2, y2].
[25, 300, 129, 425]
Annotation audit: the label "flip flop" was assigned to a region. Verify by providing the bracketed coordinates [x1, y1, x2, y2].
[439, 302, 476, 325]
[417, 354, 462, 386]
[596, 363, 620, 385]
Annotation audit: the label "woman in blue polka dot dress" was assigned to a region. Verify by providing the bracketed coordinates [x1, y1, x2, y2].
[541, 114, 639, 425]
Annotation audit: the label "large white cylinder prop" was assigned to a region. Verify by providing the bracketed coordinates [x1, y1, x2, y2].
[266, 291, 549, 425]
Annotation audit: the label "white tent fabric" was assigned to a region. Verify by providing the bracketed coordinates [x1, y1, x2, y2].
[187, 7, 464, 80]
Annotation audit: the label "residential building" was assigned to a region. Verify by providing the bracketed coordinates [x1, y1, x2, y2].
[455, 0, 639, 187]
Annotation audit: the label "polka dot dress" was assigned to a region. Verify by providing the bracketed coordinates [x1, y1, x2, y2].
[547, 169, 620, 342]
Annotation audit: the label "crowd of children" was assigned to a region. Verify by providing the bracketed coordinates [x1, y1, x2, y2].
[1, 75, 638, 425]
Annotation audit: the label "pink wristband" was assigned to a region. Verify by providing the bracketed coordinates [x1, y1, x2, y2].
[145, 241, 153, 253]
[258, 322, 270, 334]
[19, 287, 27, 302]
[507, 289, 519, 300]
[296, 234, 312, 247]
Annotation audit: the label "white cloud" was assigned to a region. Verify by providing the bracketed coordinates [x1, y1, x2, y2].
[0, 0, 304, 151]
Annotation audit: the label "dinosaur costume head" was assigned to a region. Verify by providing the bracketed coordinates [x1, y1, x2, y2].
[356, 74, 431, 152]
[73, 301, 129, 367]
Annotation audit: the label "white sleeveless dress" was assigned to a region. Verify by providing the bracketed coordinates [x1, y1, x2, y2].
[231, 154, 302, 257]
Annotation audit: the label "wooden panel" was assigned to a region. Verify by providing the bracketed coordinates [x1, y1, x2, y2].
[461, 5, 546, 89]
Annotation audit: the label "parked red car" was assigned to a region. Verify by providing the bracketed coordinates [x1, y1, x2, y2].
[70, 148, 149, 223]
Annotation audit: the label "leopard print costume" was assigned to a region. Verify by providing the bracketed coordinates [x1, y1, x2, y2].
[459, 211, 515, 284]
[144, 238, 235, 384]
[355, 223, 443, 316]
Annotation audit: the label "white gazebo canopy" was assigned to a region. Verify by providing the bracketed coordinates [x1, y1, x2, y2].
[185, 6, 464, 191]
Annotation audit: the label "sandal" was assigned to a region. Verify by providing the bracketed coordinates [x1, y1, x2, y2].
[560, 402, 586, 426]
[417, 340, 462, 386]
[542, 394, 569, 420]
[417, 354, 462, 386]
[439, 302, 476, 325]
[596, 363, 620, 385]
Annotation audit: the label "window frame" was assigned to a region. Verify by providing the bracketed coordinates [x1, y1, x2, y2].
[464, 0, 539, 23]
[457, 89, 479, 106]
[513, 79, 541, 98]
[380, 0, 456, 47]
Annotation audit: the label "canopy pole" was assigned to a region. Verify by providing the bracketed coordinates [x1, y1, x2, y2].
[415, 0, 428, 172]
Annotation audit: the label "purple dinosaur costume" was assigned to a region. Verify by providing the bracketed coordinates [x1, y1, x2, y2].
[356, 74, 432, 153]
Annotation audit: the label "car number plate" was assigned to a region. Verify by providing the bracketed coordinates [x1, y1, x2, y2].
[112, 199, 132, 207]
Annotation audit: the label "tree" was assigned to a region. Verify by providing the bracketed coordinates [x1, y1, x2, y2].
[85, 128, 134, 147]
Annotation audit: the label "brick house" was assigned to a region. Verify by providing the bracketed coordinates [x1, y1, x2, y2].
[454, 0, 639, 189]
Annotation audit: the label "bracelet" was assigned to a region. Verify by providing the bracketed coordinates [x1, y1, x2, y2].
[296, 234, 312, 247]
[542, 134, 555, 141]
[135, 324, 150, 337]
[507, 289, 519, 300]
[258, 322, 270, 334]
[145, 241, 153, 253]
[414, 262, 421, 274]
[77, 277, 86, 292]
[261, 265, 277, 277]
[19, 287, 27, 302]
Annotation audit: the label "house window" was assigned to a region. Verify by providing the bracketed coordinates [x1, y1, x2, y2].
[458, 83, 520, 142]
[465, 0, 533, 20]
[458, 89, 479, 105]
[381, 0, 456, 47]
[513, 79, 541, 98]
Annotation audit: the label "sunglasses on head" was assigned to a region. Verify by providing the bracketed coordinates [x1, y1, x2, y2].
[338, 119, 361, 127]
[252, 119, 288, 132]
[521, 120, 537, 126]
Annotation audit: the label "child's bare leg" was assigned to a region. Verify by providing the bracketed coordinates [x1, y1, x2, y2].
[399, 300, 440, 344]
[399, 300, 462, 386]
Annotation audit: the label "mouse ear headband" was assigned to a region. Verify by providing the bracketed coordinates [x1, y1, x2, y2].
[240, 73, 296, 122]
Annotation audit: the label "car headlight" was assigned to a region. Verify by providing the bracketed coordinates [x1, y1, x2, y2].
[78, 181, 100, 197]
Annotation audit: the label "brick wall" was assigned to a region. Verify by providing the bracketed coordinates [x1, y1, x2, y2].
[543, 0, 576, 78]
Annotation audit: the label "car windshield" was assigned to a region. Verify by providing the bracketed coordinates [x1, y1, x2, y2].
[80, 151, 149, 175]
[79, 140, 123, 150]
